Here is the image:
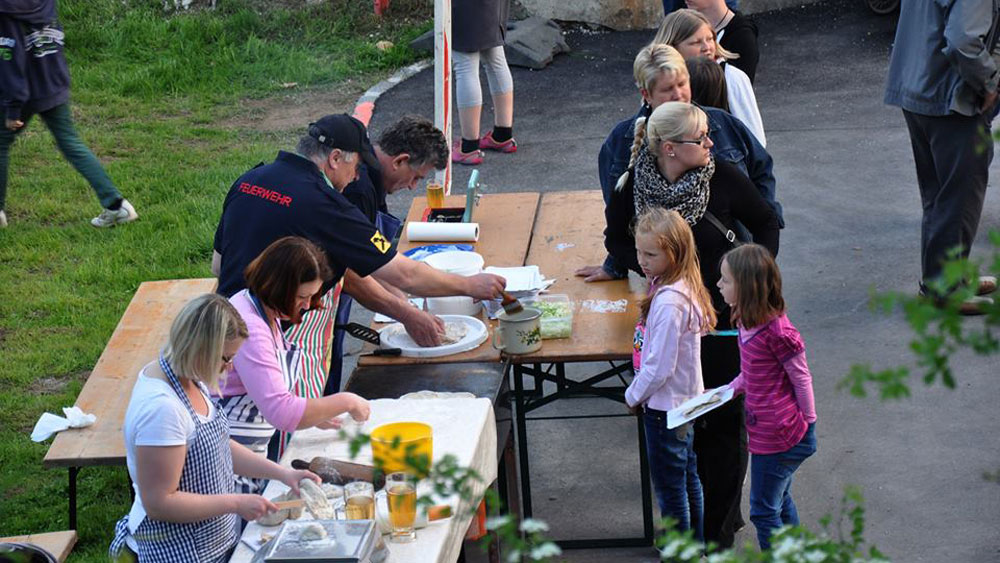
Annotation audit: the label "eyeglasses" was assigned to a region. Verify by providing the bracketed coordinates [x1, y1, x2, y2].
[672, 132, 712, 148]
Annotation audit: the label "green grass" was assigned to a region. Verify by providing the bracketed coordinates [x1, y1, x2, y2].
[0, 0, 430, 559]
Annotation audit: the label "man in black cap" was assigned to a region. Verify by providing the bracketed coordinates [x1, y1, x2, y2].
[212, 114, 505, 399]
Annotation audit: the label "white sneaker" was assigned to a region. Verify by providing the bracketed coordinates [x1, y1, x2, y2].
[91, 199, 138, 228]
[0, 210, 7, 228]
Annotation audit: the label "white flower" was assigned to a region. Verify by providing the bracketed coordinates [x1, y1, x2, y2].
[660, 539, 684, 558]
[529, 542, 562, 559]
[486, 515, 512, 531]
[505, 549, 522, 563]
[804, 550, 827, 563]
[519, 518, 551, 534]
[680, 545, 701, 560]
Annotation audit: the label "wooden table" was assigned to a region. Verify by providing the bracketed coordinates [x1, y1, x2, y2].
[506, 191, 654, 548]
[0, 531, 77, 562]
[230, 398, 498, 563]
[42, 278, 217, 529]
[358, 192, 540, 366]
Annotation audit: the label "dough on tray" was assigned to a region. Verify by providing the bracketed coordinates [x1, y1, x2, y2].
[299, 522, 328, 541]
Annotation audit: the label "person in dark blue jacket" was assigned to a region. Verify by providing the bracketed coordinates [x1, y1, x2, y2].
[0, 0, 137, 228]
[576, 43, 780, 283]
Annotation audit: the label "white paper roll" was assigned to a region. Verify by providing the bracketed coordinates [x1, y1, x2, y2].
[406, 222, 480, 242]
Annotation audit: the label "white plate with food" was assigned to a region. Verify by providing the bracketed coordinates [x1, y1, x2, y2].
[377, 314, 488, 358]
[667, 385, 735, 429]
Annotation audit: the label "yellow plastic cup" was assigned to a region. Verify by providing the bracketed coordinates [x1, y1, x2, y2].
[370, 422, 433, 477]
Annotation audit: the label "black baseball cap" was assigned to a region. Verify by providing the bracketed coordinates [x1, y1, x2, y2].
[308, 114, 380, 172]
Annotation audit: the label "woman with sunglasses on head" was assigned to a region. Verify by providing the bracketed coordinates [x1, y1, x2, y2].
[216, 236, 371, 494]
[109, 294, 319, 562]
[607, 101, 779, 548]
[656, 9, 765, 147]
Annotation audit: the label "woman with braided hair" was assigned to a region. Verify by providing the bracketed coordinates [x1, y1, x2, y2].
[577, 43, 779, 284]
[605, 101, 780, 548]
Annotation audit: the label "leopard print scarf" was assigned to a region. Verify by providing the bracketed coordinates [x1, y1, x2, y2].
[632, 145, 714, 226]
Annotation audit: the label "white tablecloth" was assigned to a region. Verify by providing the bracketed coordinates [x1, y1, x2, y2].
[230, 397, 497, 563]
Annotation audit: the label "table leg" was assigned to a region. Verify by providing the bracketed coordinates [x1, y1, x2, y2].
[68, 467, 79, 530]
[637, 414, 654, 542]
[512, 363, 533, 518]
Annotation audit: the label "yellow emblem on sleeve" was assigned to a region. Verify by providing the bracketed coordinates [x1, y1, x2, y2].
[370, 230, 391, 254]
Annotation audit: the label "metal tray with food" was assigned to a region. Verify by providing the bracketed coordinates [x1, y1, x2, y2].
[252, 519, 379, 563]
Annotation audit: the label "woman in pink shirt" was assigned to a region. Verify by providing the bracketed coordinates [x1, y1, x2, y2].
[717, 243, 817, 550]
[625, 208, 717, 541]
[216, 237, 370, 494]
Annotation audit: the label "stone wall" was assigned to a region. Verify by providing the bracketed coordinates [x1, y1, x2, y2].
[513, 0, 824, 30]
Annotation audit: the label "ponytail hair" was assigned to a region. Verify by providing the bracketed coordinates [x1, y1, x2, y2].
[721, 243, 785, 329]
[635, 207, 716, 333]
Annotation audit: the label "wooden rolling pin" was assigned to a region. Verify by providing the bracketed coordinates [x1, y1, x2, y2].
[291, 457, 386, 489]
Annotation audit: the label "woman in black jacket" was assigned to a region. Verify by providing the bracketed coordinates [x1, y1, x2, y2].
[607, 101, 779, 548]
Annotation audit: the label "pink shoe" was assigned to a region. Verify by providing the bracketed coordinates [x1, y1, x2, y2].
[452, 142, 484, 165]
[479, 130, 517, 153]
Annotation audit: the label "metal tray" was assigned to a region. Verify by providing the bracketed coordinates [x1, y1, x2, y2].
[260, 519, 377, 563]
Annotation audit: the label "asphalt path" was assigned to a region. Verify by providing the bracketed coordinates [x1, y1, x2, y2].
[350, 1, 1000, 560]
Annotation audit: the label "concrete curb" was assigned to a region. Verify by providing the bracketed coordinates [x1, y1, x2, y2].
[352, 59, 433, 127]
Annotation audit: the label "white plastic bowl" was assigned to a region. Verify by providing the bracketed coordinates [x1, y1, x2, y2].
[423, 251, 485, 276]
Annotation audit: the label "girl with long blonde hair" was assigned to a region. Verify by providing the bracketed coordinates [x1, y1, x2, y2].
[626, 207, 715, 541]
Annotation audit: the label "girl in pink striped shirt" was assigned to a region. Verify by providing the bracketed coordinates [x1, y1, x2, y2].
[718, 243, 817, 550]
[626, 208, 717, 541]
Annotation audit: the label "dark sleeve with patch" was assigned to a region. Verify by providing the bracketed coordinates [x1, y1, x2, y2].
[313, 196, 397, 277]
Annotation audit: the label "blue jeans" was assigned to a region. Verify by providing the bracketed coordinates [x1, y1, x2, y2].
[749, 423, 817, 550]
[643, 410, 704, 541]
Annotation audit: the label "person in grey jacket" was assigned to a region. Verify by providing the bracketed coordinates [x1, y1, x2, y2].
[884, 0, 1000, 314]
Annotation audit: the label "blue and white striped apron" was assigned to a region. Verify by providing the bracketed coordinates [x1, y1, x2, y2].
[217, 292, 301, 493]
[109, 355, 238, 563]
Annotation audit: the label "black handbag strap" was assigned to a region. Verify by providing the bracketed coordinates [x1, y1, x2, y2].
[701, 210, 741, 247]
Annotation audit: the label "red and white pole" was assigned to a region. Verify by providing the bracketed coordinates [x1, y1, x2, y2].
[434, 0, 453, 194]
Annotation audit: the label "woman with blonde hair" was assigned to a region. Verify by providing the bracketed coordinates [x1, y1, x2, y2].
[578, 43, 778, 283]
[109, 294, 318, 561]
[655, 9, 765, 146]
[606, 101, 779, 548]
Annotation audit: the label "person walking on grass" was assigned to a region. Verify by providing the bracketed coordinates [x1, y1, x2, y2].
[0, 0, 138, 229]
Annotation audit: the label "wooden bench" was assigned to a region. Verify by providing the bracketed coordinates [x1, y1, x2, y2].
[42, 278, 218, 529]
[0, 530, 78, 562]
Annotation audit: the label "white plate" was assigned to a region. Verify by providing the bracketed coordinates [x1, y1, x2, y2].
[667, 386, 735, 429]
[378, 315, 488, 358]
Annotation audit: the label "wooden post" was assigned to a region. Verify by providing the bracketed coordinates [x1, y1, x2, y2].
[434, 0, 453, 194]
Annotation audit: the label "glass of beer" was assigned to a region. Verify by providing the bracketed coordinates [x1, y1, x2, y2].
[342, 481, 375, 520]
[426, 180, 445, 209]
[385, 472, 418, 543]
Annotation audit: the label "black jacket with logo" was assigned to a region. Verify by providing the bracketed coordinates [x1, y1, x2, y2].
[0, 0, 70, 121]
